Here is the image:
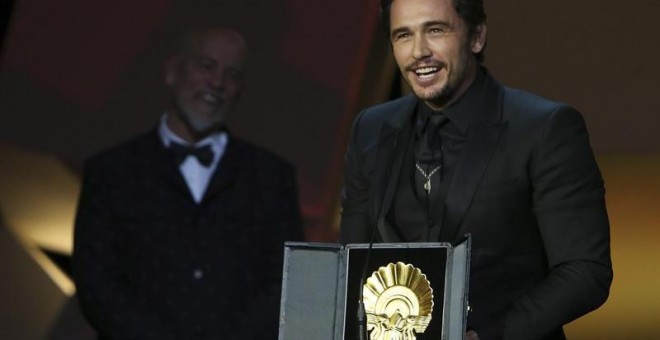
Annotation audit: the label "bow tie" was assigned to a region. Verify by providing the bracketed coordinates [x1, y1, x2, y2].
[169, 142, 215, 167]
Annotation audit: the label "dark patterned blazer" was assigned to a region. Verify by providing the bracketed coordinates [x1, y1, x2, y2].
[73, 130, 302, 339]
[340, 71, 612, 339]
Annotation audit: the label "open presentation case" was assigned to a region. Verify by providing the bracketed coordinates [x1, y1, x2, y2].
[278, 237, 471, 339]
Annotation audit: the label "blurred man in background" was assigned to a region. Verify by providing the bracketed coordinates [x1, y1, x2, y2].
[73, 27, 302, 339]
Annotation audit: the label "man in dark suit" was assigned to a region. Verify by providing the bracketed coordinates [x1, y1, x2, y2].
[339, 0, 612, 339]
[73, 27, 302, 339]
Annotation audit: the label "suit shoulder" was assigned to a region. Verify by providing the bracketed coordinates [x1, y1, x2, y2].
[503, 87, 577, 117]
[358, 94, 416, 124]
[502, 87, 588, 139]
[84, 130, 158, 171]
[349, 95, 416, 144]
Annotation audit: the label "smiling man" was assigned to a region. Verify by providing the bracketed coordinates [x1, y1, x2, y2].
[73, 27, 302, 339]
[339, 0, 612, 339]
[165, 29, 245, 142]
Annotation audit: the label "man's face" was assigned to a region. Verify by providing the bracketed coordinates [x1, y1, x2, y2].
[165, 30, 245, 134]
[389, 0, 485, 109]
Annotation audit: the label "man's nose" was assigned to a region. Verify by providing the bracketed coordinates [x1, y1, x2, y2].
[412, 36, 432, 60]
[209, 71, 226, 90]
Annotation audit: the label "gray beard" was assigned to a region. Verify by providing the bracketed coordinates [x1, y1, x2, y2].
[177, 107, 224, 135]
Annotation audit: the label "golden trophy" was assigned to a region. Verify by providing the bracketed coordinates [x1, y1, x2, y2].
[363, 262, 434, 340]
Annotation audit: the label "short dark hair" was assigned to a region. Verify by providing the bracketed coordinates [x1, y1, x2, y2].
[380, 0, 487, 63]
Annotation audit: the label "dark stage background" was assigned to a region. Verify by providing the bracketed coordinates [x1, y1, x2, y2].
[1, 0, 659, 338]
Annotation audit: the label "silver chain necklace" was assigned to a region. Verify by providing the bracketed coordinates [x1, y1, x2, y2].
[415, 162, 442, 194]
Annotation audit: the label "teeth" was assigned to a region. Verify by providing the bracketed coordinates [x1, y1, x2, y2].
[202, 93, 218, 103]
[414, 67, 438, 75]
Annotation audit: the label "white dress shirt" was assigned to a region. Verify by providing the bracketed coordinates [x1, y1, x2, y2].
[158, 114, 228, 203]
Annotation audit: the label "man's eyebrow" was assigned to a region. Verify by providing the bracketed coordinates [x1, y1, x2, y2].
[390, 20, 454, 39]
[390, 27, 410, 39]
[423, 20, 453, 29]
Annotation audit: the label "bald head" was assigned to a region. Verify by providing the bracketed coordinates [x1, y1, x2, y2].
[180, 28, 247, 61]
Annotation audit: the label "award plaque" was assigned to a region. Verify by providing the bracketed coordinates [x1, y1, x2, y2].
[278, 237, 471, 340]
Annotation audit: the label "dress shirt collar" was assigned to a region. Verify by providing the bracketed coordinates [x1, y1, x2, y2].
[415, 66, 488, 136]
[158, 113, 228, 163]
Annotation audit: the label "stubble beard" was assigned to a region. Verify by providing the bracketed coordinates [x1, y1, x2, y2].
[409, 45, 474, 108]
[413, 74, 455, 104]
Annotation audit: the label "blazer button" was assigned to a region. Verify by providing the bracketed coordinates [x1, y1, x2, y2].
[193, 269, 203, 280]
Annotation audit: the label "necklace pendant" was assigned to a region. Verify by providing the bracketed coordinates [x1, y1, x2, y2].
[424, 180, 431, 193]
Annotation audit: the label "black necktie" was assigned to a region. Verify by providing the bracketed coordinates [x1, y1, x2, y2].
[169, 142, 214, 167]
[426, 114, 448, 151]
[415, 114, 448, 198]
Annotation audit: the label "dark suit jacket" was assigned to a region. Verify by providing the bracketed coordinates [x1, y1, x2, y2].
[340, 73, 612, 339]
[73, 130, 302, 340]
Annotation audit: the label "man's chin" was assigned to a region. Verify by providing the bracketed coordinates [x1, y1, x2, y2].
[185, 114, 225, 134]
[413, 86, 448, 102]
[191, 121, 224, 134]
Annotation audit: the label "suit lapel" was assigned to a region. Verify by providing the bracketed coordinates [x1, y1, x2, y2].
[440, 75, 507, 242]
[143, 130, 193, 199]
[373, 96, 417, 242]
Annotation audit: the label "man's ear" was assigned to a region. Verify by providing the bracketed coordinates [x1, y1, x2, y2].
[163, 56, 180, 86]
[471, 23, 487, 54]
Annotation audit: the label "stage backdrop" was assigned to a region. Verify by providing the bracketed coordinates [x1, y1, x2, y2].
[1, 0, 659, 338]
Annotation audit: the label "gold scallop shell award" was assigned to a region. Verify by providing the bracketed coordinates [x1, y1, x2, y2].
[362, 262, 434, 340]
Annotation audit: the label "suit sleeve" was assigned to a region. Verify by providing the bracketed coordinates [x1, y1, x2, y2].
[235, 160, 303, 338]
[72, 160, 176, 339]
[503, 107, 613, 339]
[339, 110, 373, 244]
